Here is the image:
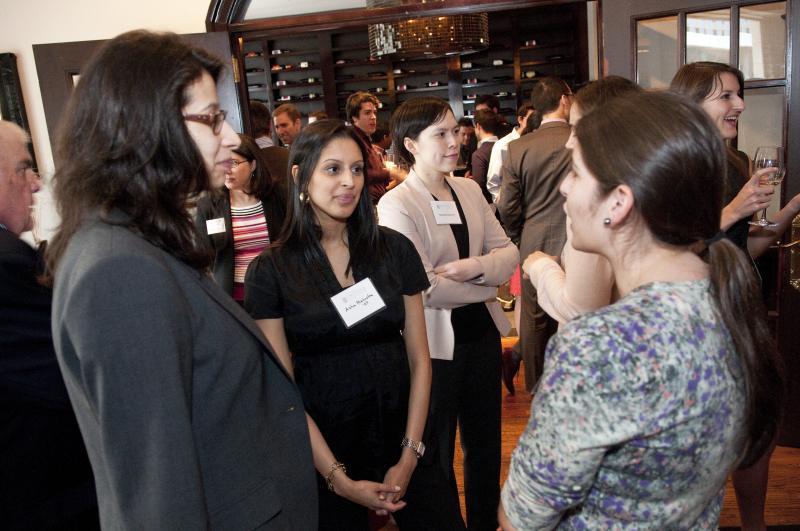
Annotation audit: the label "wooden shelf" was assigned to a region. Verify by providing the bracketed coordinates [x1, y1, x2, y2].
[336, 75, 388, 83]
[332, 45, 369, 52]
[519, 42, 572, 51]
[396, 86, 449, 94]
[462, 80, 514, 89]
[337, 91, 394, 100]
[273, 81, 323, 89]
[334, 59, 384, 68]
[395, 69, 448, 78]
[267, 50, 319, 58]
[238, 3, 589, 123]
[520, 57, 573, 67]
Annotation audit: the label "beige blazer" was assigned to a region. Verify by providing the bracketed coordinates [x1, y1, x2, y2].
[377, 170, 519, 360]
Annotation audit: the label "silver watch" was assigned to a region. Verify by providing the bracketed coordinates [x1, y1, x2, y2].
[401, 437, 425, 459]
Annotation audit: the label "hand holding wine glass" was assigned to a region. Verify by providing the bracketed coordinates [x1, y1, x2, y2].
[749, 146, 785, 228]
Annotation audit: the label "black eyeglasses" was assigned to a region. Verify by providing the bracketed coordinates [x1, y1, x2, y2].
[184, 109, 227, 135]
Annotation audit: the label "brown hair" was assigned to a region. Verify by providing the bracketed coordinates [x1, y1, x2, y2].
[248, 100, 271, 137]
[473, 109, 501, 136]
[273, 103, 301, 123]
[345, 91, 379, 123]
[576, 90, 782, 465]
[573, 76, 642, 117]
[46, 30, 223, 279]
[670, 61, 744, 104]
[528, 76, 570, 130]
[670, 62, 749, 189]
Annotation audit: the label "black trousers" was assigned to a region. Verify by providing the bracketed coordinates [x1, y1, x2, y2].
[429, 306, 502, 531]
[520, 277, 559, 393]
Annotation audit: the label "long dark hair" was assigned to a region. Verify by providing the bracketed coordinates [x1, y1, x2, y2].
[576, 91, 782, 465]
[229, 133, 275, 199]
[281, 119, 380, 275]
[46, 30, 222, 278]
[670, 62, 749, 182]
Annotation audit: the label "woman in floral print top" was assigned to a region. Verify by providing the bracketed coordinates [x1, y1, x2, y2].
[500, 91, 782, 530]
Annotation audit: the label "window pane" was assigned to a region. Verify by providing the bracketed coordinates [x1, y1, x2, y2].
[740, 2, 786, 80]
[636, 16, 678, 89]
[738, 86, 785, 216]
[686, 9, 730, 64]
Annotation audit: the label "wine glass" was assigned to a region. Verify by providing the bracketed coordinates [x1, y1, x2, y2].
[749, 145, 785, 228]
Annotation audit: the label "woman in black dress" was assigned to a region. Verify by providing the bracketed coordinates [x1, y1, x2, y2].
[244, 120, 463, 530]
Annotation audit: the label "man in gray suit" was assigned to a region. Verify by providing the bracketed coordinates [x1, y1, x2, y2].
[498, 77, 573, 393]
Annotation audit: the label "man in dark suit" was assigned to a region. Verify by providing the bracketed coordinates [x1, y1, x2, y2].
[498, 77, 573, 393]
[0, 120, 99, 529]
[468, 109, 501, 205]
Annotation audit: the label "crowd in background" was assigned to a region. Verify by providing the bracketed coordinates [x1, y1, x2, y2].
[3, 28, 799, 531]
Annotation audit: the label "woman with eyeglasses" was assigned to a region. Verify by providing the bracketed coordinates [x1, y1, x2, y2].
[45, 31, 316, 529]
[195, 133, 287, 303]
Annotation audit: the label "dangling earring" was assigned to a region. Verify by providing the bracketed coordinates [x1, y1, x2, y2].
[603, 218, 611, 226]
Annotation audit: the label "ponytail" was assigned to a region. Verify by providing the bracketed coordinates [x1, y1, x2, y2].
[707, 238, 783, 467]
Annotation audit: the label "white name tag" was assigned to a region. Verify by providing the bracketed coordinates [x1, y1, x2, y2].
[330, 278, 387, 328]
[430, 201, 462, 225]
[206, 217, 226, 235]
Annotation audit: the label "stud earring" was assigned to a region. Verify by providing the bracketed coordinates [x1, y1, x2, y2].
[299, 192, 308, 203]
[603, 218, 611, 226]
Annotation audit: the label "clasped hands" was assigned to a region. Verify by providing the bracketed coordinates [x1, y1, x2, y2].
[335, 453, 417, 516]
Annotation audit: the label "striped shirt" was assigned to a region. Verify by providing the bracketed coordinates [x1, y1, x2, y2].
[231, 201, 269, 301]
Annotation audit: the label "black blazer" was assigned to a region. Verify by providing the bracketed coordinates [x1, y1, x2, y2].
[51, 214, 317, 529]
[0, 229, 99, 529]
[195, 181, 288, 295]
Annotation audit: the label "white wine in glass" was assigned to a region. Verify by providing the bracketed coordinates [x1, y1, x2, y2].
[749, 145, 785, 228]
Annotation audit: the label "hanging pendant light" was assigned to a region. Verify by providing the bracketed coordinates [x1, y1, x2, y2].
[367, 0, 489, 58]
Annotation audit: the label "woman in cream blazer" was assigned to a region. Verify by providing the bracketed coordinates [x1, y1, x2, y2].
[378, 97, 517, 530]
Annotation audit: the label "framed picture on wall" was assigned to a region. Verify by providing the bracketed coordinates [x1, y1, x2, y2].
[0, 52, 37, 170]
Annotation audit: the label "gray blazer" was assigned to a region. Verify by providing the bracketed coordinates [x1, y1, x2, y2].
[497, 121, 571, 259]
[51, 213, 316, 530]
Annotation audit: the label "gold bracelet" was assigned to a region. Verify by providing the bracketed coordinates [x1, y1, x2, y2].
[325, 461, 347, 492]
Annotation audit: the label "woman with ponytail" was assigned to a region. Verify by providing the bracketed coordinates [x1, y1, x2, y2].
[499, 91, 782, 530]
[671, 61, 797, 530]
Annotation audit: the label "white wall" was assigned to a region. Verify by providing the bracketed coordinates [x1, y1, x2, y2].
[0, 0, 209, 241]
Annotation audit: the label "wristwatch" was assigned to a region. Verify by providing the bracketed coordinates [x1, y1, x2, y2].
[401, 437, 425, 459]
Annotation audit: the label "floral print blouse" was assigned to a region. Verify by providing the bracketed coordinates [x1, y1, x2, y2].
[502, 280, 747, 530]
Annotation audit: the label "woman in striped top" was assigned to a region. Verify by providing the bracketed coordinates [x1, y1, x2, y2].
[195, 134, 287, 302]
